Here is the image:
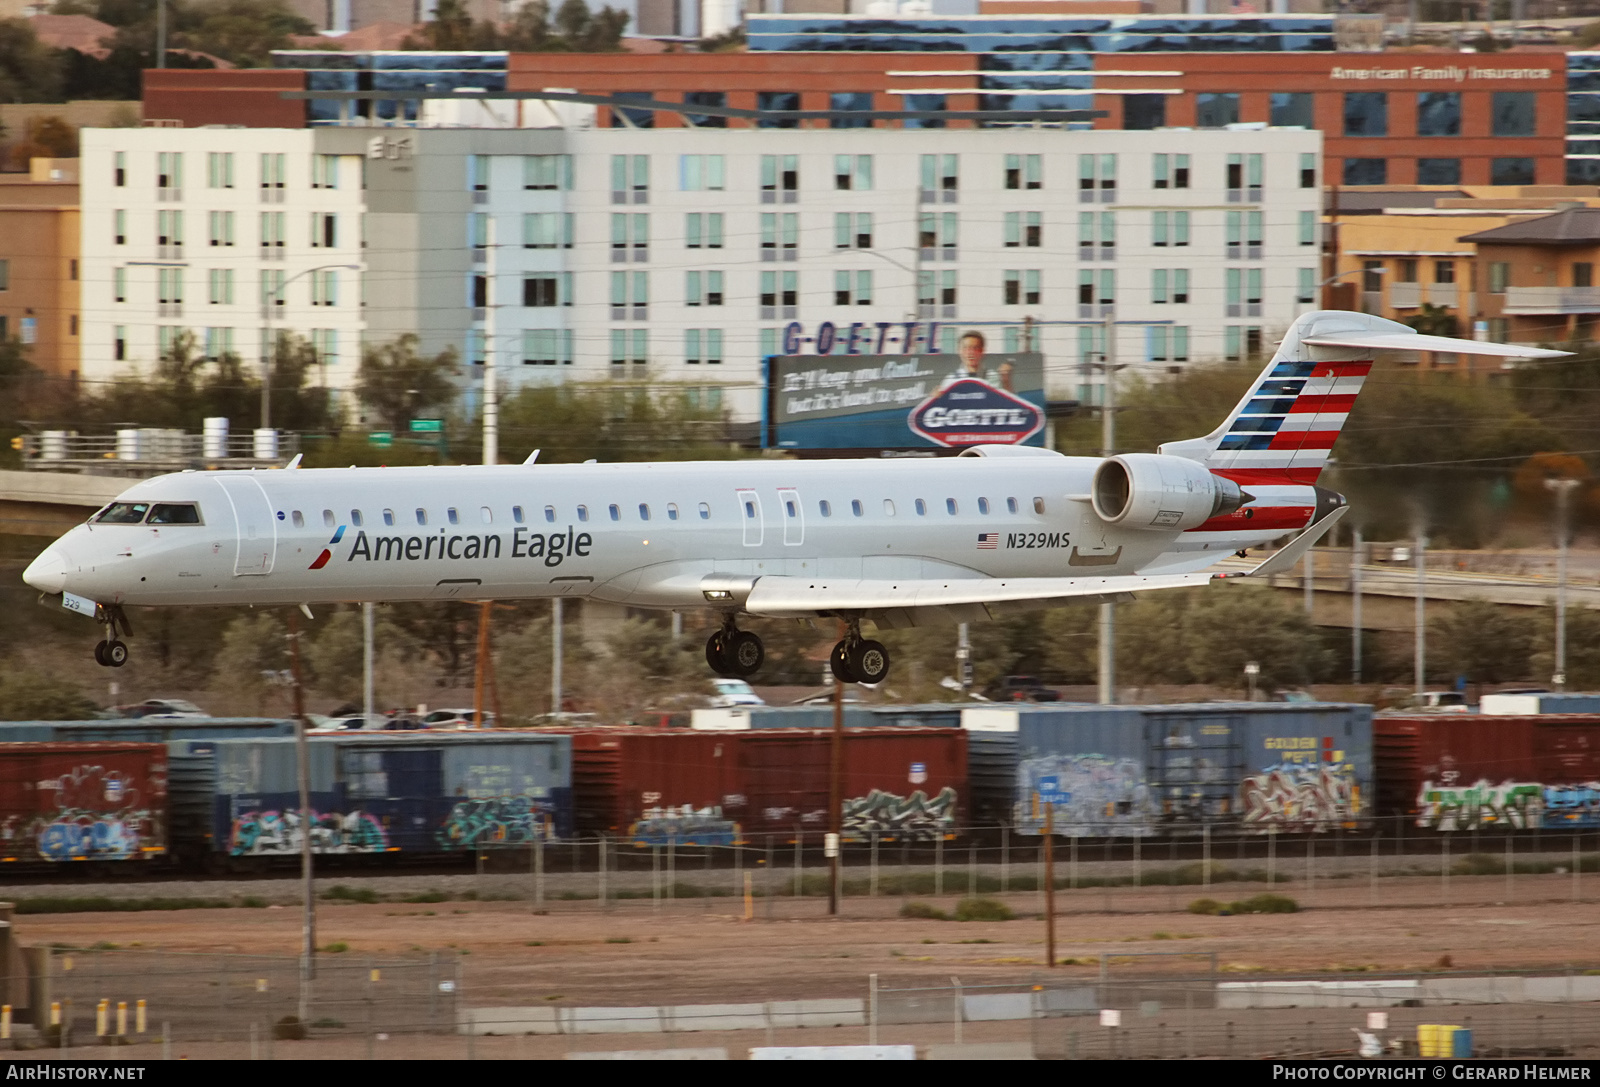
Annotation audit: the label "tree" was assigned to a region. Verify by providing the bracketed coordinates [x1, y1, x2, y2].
[180, 0, 314, 68]
[1405, 302, 1458, 338]
[0, 670, 98, 720]
[1179, 585, 1331, 691]
[0, 19, 65, 102]
[1428, 600, 1537, 690]
[210, 612, 287, 715]
[494, 383, 736, 464]
[1533, 607, 1600, 691]
[356, 334, 459, 433]
[7, 115, 78, 170]
[304, 608, 365, 700]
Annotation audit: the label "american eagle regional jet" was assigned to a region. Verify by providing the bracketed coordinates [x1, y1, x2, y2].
[22, 312, 1564, 684]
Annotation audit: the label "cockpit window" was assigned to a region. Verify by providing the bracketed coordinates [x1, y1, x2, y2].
[148, 503, 201, 525]
[95, 502, 150, 524]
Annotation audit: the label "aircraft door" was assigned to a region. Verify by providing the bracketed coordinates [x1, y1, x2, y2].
[777, 487, 803, 546]
[214, 475, 277, 576]
[736, 488, 763, 547]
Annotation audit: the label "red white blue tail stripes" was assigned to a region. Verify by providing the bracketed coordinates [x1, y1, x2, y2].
[1204, 357, 1371, 485]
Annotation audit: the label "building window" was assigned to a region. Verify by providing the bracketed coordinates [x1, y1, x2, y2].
[524, 154, 573, 190]
[1151, 268, 1189, 304]
[758, 91, 801, 129]
[1300, 153, 1316, 189]
[110, 264, 123, 302]
[1298, 210, 1317, 247]
[468, 154, 489, 192]
[114, 209, 125, 245]
[918, 211, 957, 259]
[1153, 153, 1189, 190]
[829, 91, 874, 129]
[1121, 94, 1165, 131]
[1343, 92, 1388, 136]
[761, 212, 799, 260]
[1492, 92, 1536, 137]
[610, 92, 654, 129]
[684, 328, 723, 365]
[157, 151, 183, 192]
[1005, 211, 1041, 248]
[310, 328, 336, 368]
[1005, 153, 1042, 190]
[1270, 92, 1313, 128]
[1297, 267, 1316, 304]
[1398, 260, 1418, 283]
[680, 155, 725, 191]
[609, 270, 649, 320]
[1147, 326, 1189, 362]
[523, 274, 571, 307]
[760, 154, 799, 202]
[312, 212, 337, 249]
[1225, 211, 1262, 259]
[208, 268, 234, 305]
[1225, 326, 1263, 361]
[310, 269, 338, 307]
[1575, 262, 1594, 288]
[903, 93, 946, 129]
[1226, 153, 1262, 201]
[919, 154, 958, 203]
[1343, 158, 1387, 185]
[609, 328, 648, 366]
[835, 155, 872, 191]
[685, 270, 724, 307]
[522, 329, 573, 366]
[1416, 92, 1461, 137]
[833, 270, 872, 307]
[686, 213, 723, 249]
[1491, 157, 1535, 186]
[1417, 158, 1461, 185]
[207, 152, 234, 189]
[1225, 268, 1262, 317]
[835, 212, 873, 249]
[683, 91, 727, 129]
[1434, 260, 1455, 284]
[209, 210, 234, 247]
[258, 211, 284, 255]
[1195, 92, 1239, 128]
[610, 212, 649, 261]
[1078, 211, 1114, 261]
[1151, 210, 1189, 247]
[1003, 269, 1040, 306]
[113, 151, 125, 187]
[1077, 268, 1114, 312]
[1488, 262, 1510, 294]
[259, 152, 285, 194]
[114, 325, 125, 360]
[1078, 154, 1114, 203]
[759, 270, 798, 319]
[917, 270, 958, 316]
[610, 154, 648, 204]
[523, 212, 574, 249]
[311, 154, 338, 189]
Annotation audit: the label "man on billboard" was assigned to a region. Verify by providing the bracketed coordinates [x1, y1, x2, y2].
[947, 331, 1014, 391]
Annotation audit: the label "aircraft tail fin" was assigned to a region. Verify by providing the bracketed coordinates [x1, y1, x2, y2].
[1158, 310, 1568, 486]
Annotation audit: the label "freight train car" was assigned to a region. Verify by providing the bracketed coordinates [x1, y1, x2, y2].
[0, 742, 167, 862]
[688, 706, 964, 731]
[567, 728, 967, 844]
[169, 732, 573, 860]
[1375, 714, 1600, 830]
[965, 702, 1373, 835]
[0, 719, 295, 743]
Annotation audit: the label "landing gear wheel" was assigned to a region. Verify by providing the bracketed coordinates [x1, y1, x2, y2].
[848, 639, 890, 685]
[727, 631, 765, 677]
[93, 640, 109, 667]
[830, 640, 853, 683]
[104, 640, 128, 668]
[705, 632, 733, 676]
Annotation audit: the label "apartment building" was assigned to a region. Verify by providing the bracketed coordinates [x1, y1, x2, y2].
[80, 124, 1321, 421]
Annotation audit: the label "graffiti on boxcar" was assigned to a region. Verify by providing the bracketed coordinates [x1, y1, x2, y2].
[841, 787, 958, 841]
[1016, 755, 1149, 836]
[231, 809, 388, 855]
[1241, 762, 1358, 831]
[31, 764, 158, 860]
[1543, 782, 1600, 827]
[434, 795, 549, 850]
[629, 806, 739, 847]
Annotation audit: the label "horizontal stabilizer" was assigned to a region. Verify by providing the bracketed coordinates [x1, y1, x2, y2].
[1301, 331, 1570, 359]
[743, 571, 1216, 618]
[1238, 505, 1349, 579]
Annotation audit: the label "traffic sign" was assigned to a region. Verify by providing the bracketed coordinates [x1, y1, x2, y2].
[1037, 775, 1070, 804]
[368, 432, 392, 448]
[410, 419, 443, 433]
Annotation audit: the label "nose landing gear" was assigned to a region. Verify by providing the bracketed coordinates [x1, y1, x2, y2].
[93, 605, 132, 669]
[830, 619, 890, 685]
[705, 619, 764, 678]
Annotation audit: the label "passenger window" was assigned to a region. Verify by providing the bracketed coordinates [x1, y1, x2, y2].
[915, 499, 926, 516]
[1007, 497, 1019, 514]
[978, 497, 990, 515]
[447, 508, 459, 525]
[851, 500, 863, 517]
[639, 503, 650, 521]
[383, 509, 395, 526]
[291, 510, 305, 528]
[785, 500, 797, 518]
[94, 502, 150, 523]
[883, 499, 895, 516]
[512, 505, 525, 524]
[351, 509, 364, 527]
[609, 504, 620, 521]
[544, 506, 556, 523]
[1033, 497, 1046, 514]
[415, 508, 428, 526]
[578, 505, 590, 522]
[946, 498, 958, 515]
[698, 502, 710, 520]
[323, 509, 335, 527]
[819, 500, 832, 517]
[147, 503, 200, 525]
[668, 503, 679, 521]
[744, 500, 756, 519]
[480, 506, 492, 524]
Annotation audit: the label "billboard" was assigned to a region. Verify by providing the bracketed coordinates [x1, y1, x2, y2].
[763, 335, 1046, 453]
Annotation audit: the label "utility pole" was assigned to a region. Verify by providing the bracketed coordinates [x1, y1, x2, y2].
[1414, 533, 1427, 696]
[1098, 310, 1117, 706]
[1351, 529, 1362, 685]
[828, 623, 845, 916]
[156, 0, 167, 68]
[288, 608, 315, 1022]
[551, 598, 563, 715]
[1043, 801, 1056, 969]
[1547, 479, 1579, 690]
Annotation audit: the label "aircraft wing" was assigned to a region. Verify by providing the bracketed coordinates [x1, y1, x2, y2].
[1299, 331, 1570, 359]
[742, 571, 1215, 628]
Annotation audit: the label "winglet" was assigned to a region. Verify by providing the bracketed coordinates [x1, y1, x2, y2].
[284, 453, 303, 470]
[524, 449, 541, 465]
[1237, 505, 1350, 578]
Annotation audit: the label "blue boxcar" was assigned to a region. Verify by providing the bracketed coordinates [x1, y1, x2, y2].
[965, 702, 1373, 836]
[183, 733, 573, 858]
[0, 719, 295, 743]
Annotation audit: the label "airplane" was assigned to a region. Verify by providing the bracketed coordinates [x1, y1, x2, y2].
[22, 311, 1566, 684]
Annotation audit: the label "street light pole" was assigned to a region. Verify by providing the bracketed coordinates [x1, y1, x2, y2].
[261, 262, 361, 433]
[1097, 311, 1119, 706]
[1546, 478, 1580, 690]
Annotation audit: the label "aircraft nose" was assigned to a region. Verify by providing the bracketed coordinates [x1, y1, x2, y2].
[23, 546, 67, 594]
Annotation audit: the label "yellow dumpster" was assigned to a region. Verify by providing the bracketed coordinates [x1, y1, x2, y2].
[1418, 1024, 1462, 1058]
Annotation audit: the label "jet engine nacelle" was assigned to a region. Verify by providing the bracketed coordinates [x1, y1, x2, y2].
[1091, 453, 1246, 532]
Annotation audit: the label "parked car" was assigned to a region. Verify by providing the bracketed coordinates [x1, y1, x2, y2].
[984, 676, 1060, 703]
[1409, 691, 1470, 713]
[110, 698, 210, 719]
[313, 713, 399, 732]
[709, 679, 765, 708]
[421, 708, 493, 729]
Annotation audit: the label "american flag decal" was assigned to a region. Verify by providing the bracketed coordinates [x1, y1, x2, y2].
[976, 532, 999, 549]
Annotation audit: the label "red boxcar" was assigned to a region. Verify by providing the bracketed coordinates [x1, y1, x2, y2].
[1374, 715, 1600, 830]
[569, 728, 967, 843]
[0, 743, 167, 862]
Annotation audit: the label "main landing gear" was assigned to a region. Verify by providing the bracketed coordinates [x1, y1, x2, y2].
[706, 619, 764, 678]
[93, 605, 132, 669]
[830, 621, 890, 685]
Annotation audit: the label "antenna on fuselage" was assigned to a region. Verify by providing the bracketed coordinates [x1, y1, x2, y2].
[524, 449, 541, 465]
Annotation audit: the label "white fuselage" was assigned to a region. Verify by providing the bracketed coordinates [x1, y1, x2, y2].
[25, 454, 1314, 614]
